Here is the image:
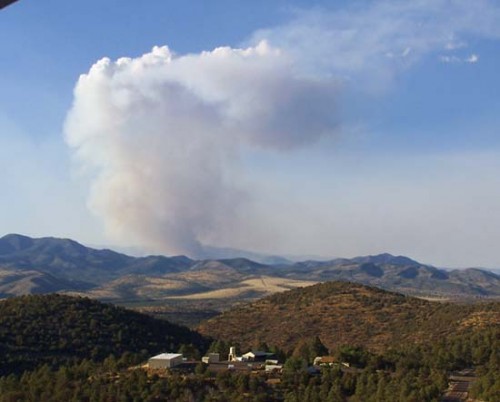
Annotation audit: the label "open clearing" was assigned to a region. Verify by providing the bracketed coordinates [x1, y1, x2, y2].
[166, 276, 318, 300]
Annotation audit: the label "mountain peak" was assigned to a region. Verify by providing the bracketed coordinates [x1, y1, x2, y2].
[0, 234, 35, 255]
[352, 253, 421, 266]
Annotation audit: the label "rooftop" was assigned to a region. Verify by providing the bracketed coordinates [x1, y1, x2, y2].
[149, 353, 183, 360]
[244, 351, 273, 357]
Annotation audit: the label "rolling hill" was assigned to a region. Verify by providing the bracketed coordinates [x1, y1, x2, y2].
[0, 268, 90, 297]
[197, 281, 500, 353]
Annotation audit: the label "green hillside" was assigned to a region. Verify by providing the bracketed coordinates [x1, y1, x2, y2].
[0, 294, 208, 375]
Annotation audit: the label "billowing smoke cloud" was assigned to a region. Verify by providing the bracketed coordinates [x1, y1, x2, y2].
[65, 0, 500, 257]
[65, 42, 338, 256]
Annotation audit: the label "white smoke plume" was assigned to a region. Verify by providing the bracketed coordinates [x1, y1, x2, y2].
[65, 42, 339, 256]
[65, 0, 500, 257]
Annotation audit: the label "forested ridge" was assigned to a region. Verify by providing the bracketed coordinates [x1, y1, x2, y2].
[0, 294, 208, 375]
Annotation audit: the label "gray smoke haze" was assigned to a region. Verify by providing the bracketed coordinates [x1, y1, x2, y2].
[65, 0, 500, 257]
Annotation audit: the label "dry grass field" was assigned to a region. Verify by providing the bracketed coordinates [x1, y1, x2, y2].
[166, 276, 317, 300]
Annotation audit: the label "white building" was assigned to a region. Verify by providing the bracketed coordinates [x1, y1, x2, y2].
[241, 351, 274, 362]
[148, 353, 183, 369]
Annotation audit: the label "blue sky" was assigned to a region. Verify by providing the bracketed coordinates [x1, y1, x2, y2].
[2, 0, 500, 267]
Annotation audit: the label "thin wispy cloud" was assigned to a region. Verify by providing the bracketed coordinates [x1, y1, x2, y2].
[466, 54, 479, 63]
[251, 0, 500, 87]
[445, 40, 468, 50]
[440, 53, 479, 63]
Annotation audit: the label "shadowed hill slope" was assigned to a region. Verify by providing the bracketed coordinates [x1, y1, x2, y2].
[0, 294, 208, 375]
[0, 234, 191, 286]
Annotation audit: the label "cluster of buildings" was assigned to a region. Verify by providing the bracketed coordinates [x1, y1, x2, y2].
[147, 346, 283, 373]
[146, 347, 351, 377]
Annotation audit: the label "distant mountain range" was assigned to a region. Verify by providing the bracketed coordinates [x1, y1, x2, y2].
[1, 233, 499, 303]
